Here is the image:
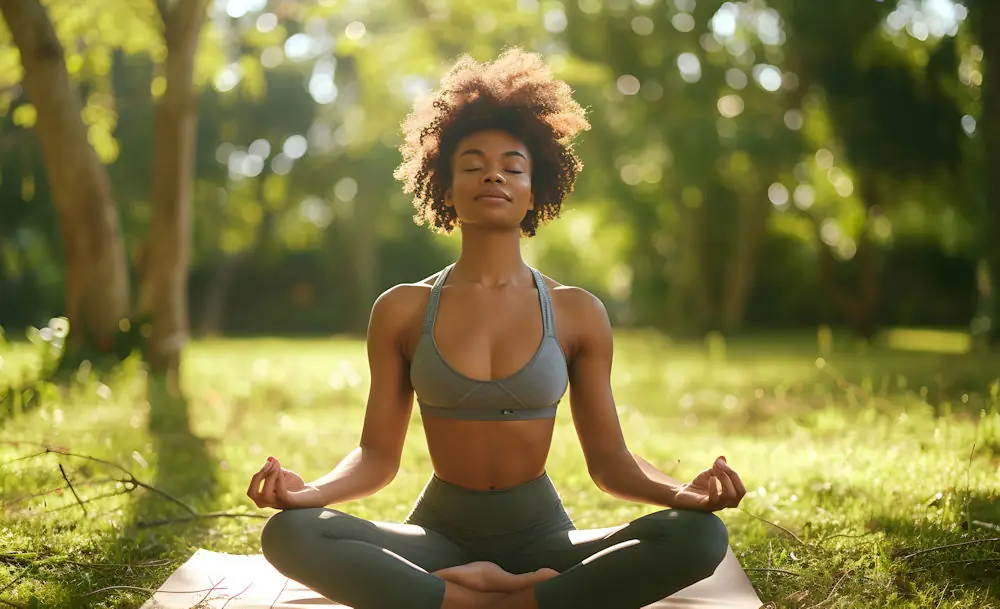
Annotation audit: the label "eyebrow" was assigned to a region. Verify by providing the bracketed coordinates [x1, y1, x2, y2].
[458, 149, 528, 161]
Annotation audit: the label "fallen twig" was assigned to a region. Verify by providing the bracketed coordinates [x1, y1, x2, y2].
[896, 538, 1000, 560]
[804, 570, 849, 609]
[744, 568, 802, 577]
[137, 511, 268, 528]
[0, 566, 29, 595]
[58, 463, 87, 517]
[934, 582, 949, 609]
[219, 581, 253, 609]
[911, 557, 1000, 572]
[79, 584, 229, 598]
[0, 553, 176, 570]
[973, 520, 999, 531]
[740, 508, 807, 545]
[1, 477, 120, 508]
[2, 441, 197, 515]
[194, 578, 228, 606]
[0, 597, 27, 609]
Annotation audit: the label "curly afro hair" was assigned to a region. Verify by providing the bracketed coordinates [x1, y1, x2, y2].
[394, 48, 591, 237]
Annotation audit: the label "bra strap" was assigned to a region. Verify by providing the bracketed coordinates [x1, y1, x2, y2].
[421, 264, 454, 335]
[531, 268, 557, 338]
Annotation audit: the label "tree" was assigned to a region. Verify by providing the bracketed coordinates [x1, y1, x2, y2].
[139, 0, 210, 394]
[971, 0, 1000, 344]
[0, 0, 130, 358]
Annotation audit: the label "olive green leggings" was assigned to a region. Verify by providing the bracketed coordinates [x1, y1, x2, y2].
[261, 472, 728, 609]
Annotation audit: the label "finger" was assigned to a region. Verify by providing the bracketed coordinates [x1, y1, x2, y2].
[246, 471, 265, 502]
[692, 467, 715, 485]
[708, 473, 719, 505]
[261, 461, 279, 501]
[716, 469, 739, 506]
[274, 465, 288, 505]
[719, 461, 747, 498]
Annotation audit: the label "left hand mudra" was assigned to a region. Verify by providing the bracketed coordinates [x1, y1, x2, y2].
[672, 456, 746, 512]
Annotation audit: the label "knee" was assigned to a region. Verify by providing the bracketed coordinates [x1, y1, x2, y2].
[260, 508, 330, 568]
[639, 510, 729, 577]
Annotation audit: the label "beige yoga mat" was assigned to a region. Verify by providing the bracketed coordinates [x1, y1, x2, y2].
[140, 547, 764, 609]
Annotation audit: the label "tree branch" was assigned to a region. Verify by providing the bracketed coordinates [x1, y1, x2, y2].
[58, 463, 87, 517]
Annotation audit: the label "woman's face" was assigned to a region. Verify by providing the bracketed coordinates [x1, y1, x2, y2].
[445, 129, 534, 232]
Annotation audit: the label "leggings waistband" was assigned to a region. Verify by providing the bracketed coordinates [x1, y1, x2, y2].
[405, 472, 571, 539]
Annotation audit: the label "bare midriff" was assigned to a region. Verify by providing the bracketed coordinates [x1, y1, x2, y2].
[421, 417, 556, 490]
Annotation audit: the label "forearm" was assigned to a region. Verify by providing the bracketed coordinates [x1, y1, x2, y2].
[306, 446, 396, 506]
[592, 451, 682, 508]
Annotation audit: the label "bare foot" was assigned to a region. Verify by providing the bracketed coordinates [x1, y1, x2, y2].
[440, 581, 507, 609]
[434, 561, 560, 592]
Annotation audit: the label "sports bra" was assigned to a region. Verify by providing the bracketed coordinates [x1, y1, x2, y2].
[409, 264, 569, 421]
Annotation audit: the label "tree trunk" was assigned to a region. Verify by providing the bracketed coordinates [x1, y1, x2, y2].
[981, 0, 1000, 345]
[0, 0, 129, 352]
[720, 192, 770, 333]
[197, 185, 275, 337]
[139, 0, 208, 394]
[663, 199, 710, 337]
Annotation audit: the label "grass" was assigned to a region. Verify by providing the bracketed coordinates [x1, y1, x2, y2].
[1, 331, 999, 608]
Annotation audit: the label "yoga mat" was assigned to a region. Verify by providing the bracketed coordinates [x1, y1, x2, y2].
[140, 546, 764, 608]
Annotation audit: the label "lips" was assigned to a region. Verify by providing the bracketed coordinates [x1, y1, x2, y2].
[475, 188, 511, 202]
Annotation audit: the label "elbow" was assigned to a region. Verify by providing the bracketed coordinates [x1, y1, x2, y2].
[371, 452, 402, 489]
[587, 450, 636, 494]
[375, 462, 399, 489]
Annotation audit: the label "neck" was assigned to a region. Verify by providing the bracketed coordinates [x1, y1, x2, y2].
[452, 224, 530, 287]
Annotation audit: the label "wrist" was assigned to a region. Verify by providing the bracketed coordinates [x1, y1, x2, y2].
[290, 486, 326, 509]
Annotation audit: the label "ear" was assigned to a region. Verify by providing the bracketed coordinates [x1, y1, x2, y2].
[444, 188, 454, 208]
[529, 192, 535, 210]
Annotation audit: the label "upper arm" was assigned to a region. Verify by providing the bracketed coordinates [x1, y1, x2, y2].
[563, 289, 631, 481]
[357, 285, 419, 475]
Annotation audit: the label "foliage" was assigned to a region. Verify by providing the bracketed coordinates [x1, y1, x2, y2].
[0, 0, 992, 340]
[1, 336, 998, 607]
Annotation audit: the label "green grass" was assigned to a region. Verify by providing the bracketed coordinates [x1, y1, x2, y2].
[2, 332, 999, 608]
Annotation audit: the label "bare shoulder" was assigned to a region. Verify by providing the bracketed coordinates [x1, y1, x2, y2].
[372, 268, 446, 314]
[367, 270, 445, 348]
[538, 274, 612, 346]
[540, 275, 607, 316]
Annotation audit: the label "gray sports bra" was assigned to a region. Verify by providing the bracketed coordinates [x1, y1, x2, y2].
[409, 264, 569, 421]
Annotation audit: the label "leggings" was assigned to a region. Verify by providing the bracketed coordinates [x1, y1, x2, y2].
[260, 472, 729, 609]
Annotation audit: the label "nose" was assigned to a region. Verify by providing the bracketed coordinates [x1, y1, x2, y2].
[481, 172, 506, 184]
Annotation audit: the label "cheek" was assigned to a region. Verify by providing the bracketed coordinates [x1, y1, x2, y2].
[514, 176, 534, 200]
[451, 172, 478, 196]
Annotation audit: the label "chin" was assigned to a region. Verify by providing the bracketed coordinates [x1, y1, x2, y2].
[457, 209, 524, 228]
[460, 218, 524, 232]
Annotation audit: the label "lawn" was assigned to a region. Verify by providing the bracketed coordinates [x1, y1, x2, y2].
[1, 332, 999, 608]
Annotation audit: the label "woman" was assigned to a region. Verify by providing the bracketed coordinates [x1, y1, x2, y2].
[248, 49, 746, 609]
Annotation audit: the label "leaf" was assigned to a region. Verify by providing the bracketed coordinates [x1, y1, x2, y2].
[12, 104, 37, 128]
[87, 124, 120, 164]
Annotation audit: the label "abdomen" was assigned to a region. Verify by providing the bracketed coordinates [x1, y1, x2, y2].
[421, 417, 556, 490]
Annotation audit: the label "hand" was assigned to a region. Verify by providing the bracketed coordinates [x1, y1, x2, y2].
[246, 456, 323, 510]
[671, 456, 746, 512]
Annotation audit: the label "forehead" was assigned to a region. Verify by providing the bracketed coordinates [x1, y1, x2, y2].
[453, 129, 530, 159]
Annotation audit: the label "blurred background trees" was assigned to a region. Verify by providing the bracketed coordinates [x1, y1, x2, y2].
[0, 0, 996, 378]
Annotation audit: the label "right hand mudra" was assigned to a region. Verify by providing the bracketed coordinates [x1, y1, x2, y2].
[246, 456, 322, 509]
